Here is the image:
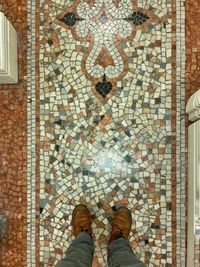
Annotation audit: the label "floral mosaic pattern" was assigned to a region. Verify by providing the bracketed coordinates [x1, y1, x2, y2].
[55, 0, 153, 100]
[39, 0, 173, 266]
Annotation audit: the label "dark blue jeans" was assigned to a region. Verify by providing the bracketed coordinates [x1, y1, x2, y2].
[55, 232, 147, 267]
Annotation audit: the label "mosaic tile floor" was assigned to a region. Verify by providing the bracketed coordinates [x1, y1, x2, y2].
[38, 0, 173, 266]
[3, 0, 200, 266]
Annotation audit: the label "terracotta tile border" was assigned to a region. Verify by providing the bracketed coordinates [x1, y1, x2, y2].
[0, 0, 27, 266]
[185, 0, 200, 265]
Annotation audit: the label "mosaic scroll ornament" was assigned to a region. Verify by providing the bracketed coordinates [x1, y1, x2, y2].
[56, 0, 151, 100]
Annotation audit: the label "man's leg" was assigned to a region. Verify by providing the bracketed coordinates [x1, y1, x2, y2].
[107, 207, 147, 267]
[55, 204, 94, 267]
[55, 232, 94, 267]
[107, 237, 147, 267]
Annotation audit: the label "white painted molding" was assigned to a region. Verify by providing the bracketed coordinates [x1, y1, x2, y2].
[0, 12, 18, 84]
[186, 89, 200, 266]
[187, 121, 199, 266]
[186, 89, 200, 122]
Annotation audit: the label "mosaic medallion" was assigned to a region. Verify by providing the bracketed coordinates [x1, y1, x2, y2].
[55, 0, 155, 102]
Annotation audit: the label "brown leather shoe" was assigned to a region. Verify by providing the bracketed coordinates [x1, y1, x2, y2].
[71, 204, 92, 237]
[109, 207, 132, 245]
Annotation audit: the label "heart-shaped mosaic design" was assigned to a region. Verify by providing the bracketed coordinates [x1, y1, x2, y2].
[96, 75, 112, 98]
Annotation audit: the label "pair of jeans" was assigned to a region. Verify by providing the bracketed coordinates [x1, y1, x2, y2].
[55, 232, 147, 267]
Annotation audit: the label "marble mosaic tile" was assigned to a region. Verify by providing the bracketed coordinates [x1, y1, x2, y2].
[175, 0, 186, 265]
[185, 0, 200, 264]
[0, 0, 189, 265]
[39, 0, 173, 266]
[0, 1, 28, 266]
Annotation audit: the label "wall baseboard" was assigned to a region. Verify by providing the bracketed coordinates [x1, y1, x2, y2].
[0, 12, 18, 84]
[186, 89, 200, 266]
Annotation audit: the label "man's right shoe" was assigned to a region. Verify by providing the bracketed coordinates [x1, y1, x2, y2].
[109, 207, 132, 245]
[71, 204, 92, 237]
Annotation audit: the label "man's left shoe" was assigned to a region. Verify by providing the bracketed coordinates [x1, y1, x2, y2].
[71, 204, 92, 237]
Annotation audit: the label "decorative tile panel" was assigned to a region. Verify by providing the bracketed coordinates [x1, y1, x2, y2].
[54, 1, 155, 102]
[38, 0, 175, 266]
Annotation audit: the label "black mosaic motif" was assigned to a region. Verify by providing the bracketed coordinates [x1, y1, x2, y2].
[40, 207, 44, 214]
[125, 11, 149, 26]
[47, 39, 53, 46]
[96, 75, 112, 98]
[60, 12, 83, 26]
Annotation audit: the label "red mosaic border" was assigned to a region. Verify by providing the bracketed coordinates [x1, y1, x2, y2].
[185, 0, 200, 265]
[0, 0, 27, 266]
[171, 0, 177, 265]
